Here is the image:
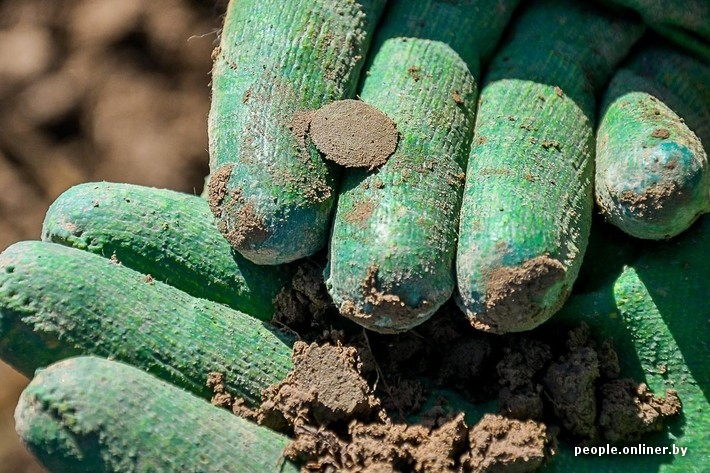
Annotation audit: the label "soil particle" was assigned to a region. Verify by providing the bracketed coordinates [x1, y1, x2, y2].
[651, 128, 670, 139]
[308, 99, 398, 169]
[540, 140, 561, 151]
[241, 88, 251, 104]
[463, 414, 554, 473]
[209, 173, 270, 250]
[598, 379, 681, 443]
[619, 182, 678, 215]
[408, 65, 422, 81]
[362, 264, 403, 307]
[226, 190, 269, 248]
[338, 265, 431, 334]
[256, 341, 384, 431]
[472, 255, 566, 334]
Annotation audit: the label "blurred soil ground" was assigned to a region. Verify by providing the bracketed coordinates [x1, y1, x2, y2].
[0, 0, 225, 470]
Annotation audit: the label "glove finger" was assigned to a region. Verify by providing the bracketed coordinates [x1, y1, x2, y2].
[600, 0, 710, 61]
[0, 240, 293, 407]
[595, 43, 710, 239]
[15, 355, 298, 473]
[550, 215, 710, 471]
[42, 182, 297, 320]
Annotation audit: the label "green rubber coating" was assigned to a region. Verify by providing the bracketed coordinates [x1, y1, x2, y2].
[325, 38, 476, 333]
[325, 0, 524, 333]
[625, 45, 710, 145]
[602, 0, 710, 62]
[456, 0, 644, 334]
[0, 241, 294, 407]
[16, 356, 298, 473]
[365, 0, 522, 71]
[548, 215, 710, 471]
[207, 0, 386, 265]
[42, 182, 296, 320]
[595, 46, 710, 239]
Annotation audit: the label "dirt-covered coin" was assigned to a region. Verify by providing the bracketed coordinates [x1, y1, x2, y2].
[309, 99, 398, 169]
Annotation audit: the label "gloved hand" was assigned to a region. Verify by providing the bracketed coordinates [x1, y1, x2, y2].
[1, 0, 708, 472]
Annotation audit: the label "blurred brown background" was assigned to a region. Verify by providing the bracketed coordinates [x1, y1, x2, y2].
[0, 0, 225, 470]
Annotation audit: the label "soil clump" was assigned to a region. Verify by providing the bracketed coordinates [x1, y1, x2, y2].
[210, 264, 681, 472]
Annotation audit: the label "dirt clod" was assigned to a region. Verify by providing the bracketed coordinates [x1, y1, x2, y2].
[206, 372, 233, 410]
[256, 341, 384, 431]
[287, 413, 470, 472]
[598, 379, 681, 443]
[309, 99, 398, 169]
[497, 337, 552, 421]
[273, 260, 334, 332]
[543, 347, 600, 441]
[651, 128, 670, 139]
[463, 414, 554, 473]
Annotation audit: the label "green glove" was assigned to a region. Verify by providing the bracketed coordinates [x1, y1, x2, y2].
[549, 214, 710, 471]
[600, 0, 710, 61]
[1, 0, 708, 471]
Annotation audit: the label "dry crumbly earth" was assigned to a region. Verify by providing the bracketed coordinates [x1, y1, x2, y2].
[209, 263, 681, 472]
[0, 0, 226, 470]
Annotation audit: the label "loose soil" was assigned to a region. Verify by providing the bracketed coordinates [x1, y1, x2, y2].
[211, 266, 681, 472]
[308, 99, 398, 169]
